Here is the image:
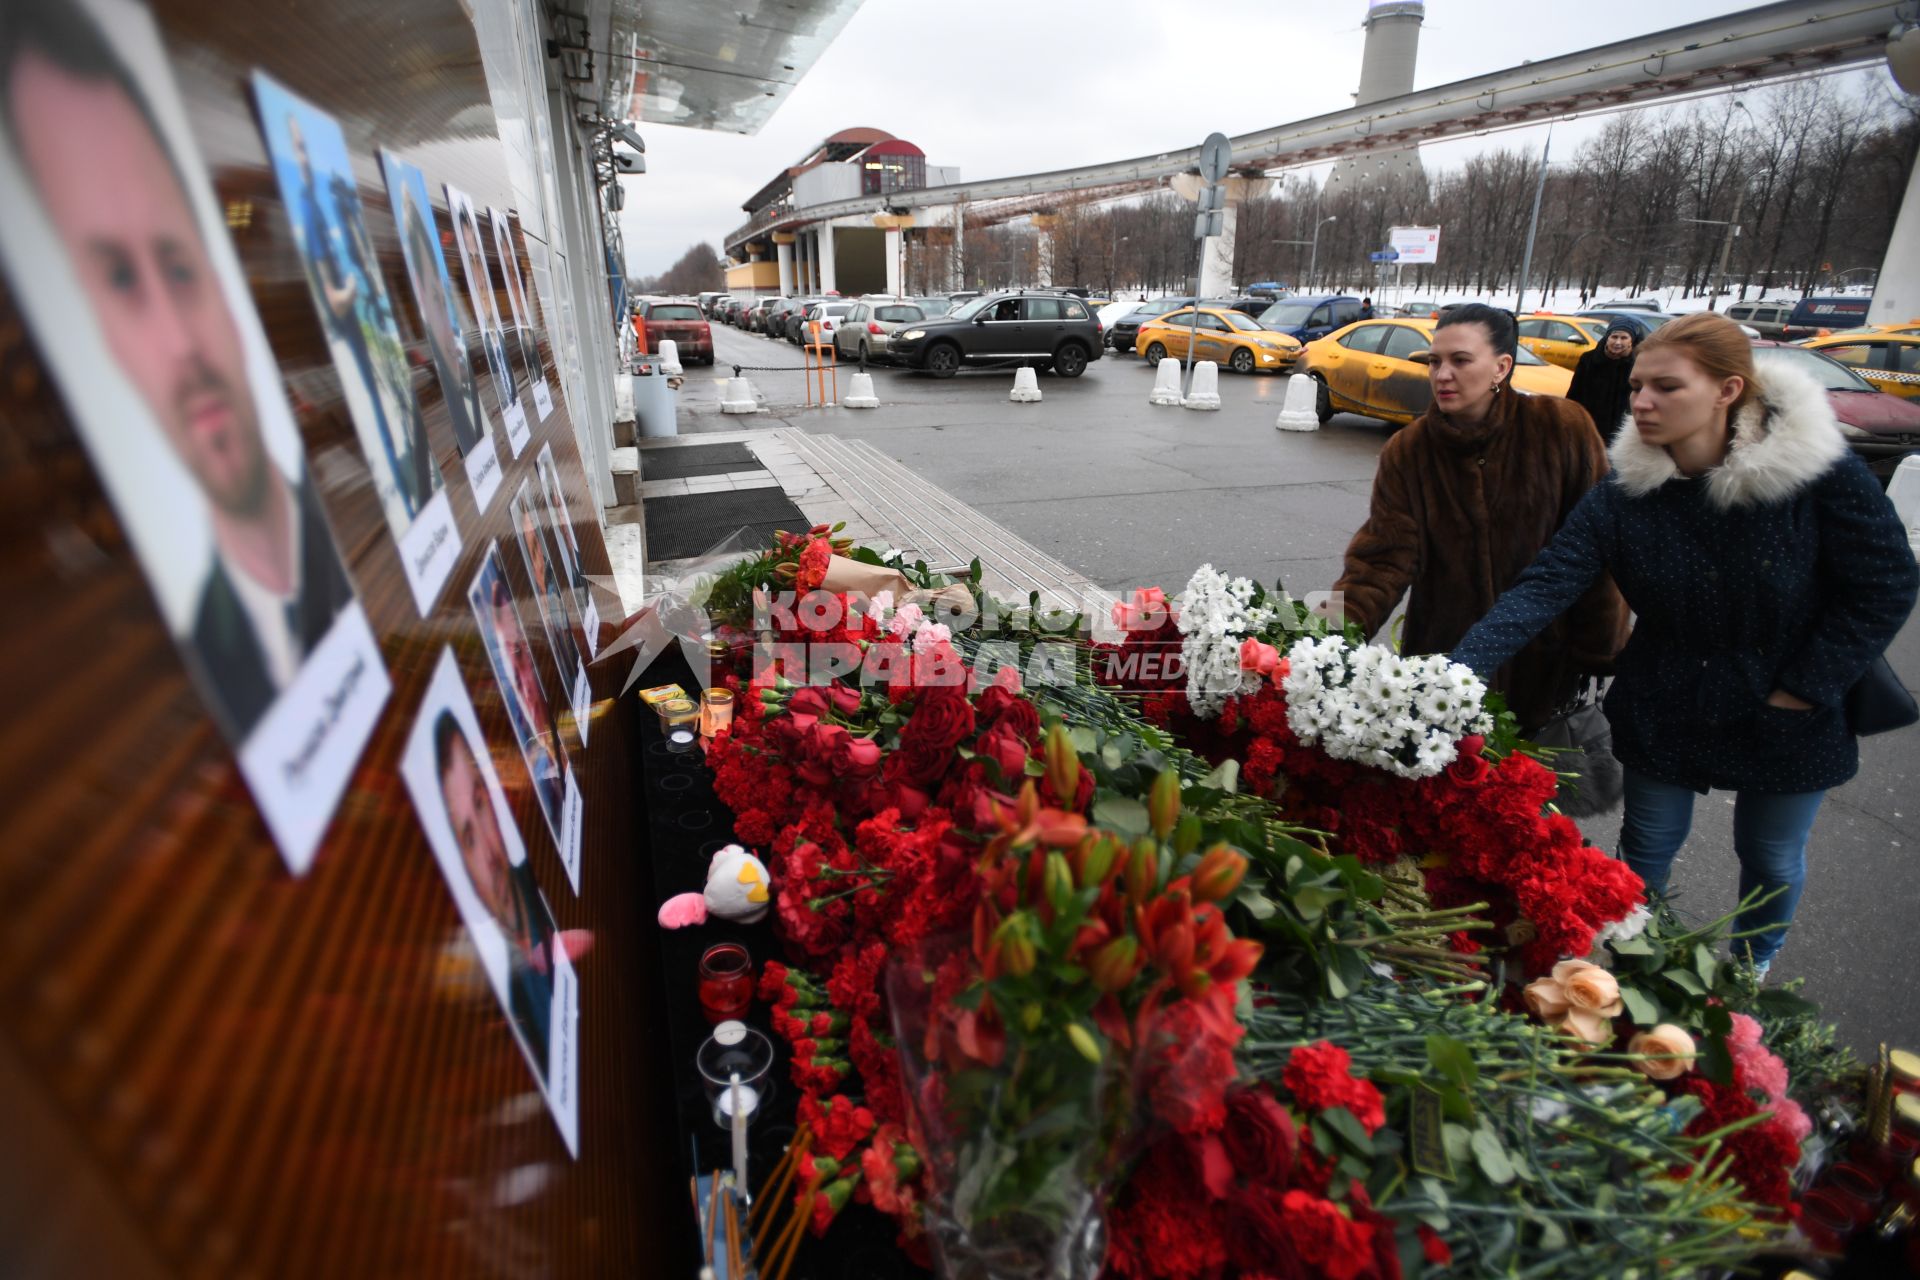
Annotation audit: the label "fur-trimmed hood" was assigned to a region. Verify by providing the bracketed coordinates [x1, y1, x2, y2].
[1607, 360, 1848, 510]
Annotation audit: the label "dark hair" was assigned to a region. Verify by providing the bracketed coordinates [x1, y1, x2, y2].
[0, 0, 182, 194]
[432, 709, 471, 784]
[1436, 303, 1518, 359]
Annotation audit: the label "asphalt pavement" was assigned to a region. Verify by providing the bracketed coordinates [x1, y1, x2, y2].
[691, 320, 1920, 1057]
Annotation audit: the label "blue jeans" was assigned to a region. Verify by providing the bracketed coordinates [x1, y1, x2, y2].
[1619, 769, 1826, 966]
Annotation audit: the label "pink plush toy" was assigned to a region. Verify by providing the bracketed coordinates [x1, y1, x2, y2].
[657, 844, 772, 928]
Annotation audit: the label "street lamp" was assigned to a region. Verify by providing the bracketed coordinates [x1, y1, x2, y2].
[1309, 215, 1337, 289]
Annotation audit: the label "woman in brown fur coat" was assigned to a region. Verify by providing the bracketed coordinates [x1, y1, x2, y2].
[1329, 305, 1629, 731]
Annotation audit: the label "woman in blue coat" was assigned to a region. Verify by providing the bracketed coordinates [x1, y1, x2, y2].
[1453, 312, 1917, 974]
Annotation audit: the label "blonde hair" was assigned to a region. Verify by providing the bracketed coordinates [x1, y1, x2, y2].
[1636, 311, 1763, 418]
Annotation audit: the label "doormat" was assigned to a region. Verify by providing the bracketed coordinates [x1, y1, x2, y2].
[640, 442, 762, 481]
[644, 487, 810, 562]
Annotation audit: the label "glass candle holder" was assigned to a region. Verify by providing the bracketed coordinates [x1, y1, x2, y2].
[697, 1023, 775, 1129]
[698, 942, 753, 1023]
[700, 688, 735, 738]
[659, 698, 699, 751]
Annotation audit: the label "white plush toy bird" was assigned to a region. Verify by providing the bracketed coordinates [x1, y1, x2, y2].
[656, 844, 772, 928]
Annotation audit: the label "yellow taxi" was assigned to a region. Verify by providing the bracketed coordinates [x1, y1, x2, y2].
[1516, 313, 1610, 371]
[1864, 320, 1920, 337]
[1798, 332, 1920, 401]
[1301, 318, 1573, 427]
[1134, 306, 1302, 374]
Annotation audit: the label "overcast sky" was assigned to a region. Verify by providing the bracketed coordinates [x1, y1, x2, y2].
[616, 0, 1886, 277]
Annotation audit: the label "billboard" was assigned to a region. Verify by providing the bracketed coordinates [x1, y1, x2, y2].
[1388, 225, 1442, 265]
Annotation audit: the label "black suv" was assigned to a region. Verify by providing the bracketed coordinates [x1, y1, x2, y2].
[888, 291, 1106, 378]
[1106, 296, 1195, 353]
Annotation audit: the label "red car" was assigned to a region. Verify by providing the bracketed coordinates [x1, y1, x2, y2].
[636, 299, 714, 365]
[1750, 341, 1920, 483]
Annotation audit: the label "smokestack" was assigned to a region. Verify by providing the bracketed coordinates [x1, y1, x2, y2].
[1356, 0, 1424, 106]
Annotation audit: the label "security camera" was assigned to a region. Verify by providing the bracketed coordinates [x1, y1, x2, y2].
[613, 150, 645, 175]
[612, 123, 646, 153]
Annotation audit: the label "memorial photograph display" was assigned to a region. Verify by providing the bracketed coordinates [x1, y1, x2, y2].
[468, 542, 582, 891]
[536, 440, 601, 656]
[447, 182, 530, 455]
[0, 0, 390, 874]
[400, 648, 579, 1156]
[490, 204, 553, 419]
[379, 148, 504, 512]
[250, 70, 461, 615]
[510, 478, 591, 745]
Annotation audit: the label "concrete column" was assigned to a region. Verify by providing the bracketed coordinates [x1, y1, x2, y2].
[794, 232, 809, 296]
[1868, 151, 1920, 325]
[951, 208, 966, 292]
[1197, 204, 1238, 299]
[885, 227, 903, 298]
[774, 232, 796, 296]
[818, 222, 838, 295]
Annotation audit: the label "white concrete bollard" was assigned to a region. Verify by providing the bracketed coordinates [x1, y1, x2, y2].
[1010, 365, 1043, 403]
[1148, 357, 1183, 406]
[1182, 360, 1221, 411]
[1888, 454, 1920, 558]
[656, 339, 684, 376]
[843, 370, 880, 409]
[1274, 373, 1321, 432]
[719, 376, 759, 414]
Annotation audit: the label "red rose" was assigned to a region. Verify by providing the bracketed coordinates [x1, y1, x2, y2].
[828, 684, 863, 716]
[807, 721, 852, 759]
[787, 686, 829, 719]
[976, 726, 1031, 783]
[903, 691, 976, 752]
[830, 734, 882, 779]
[976, 685, 1018, 721]
[1458, 733, 1485, 757]
[1445, 749, 1491, 787]
[1222, 1087, 1297, 1185]
[993, 696, 1042, 744]
[1279, 1190, 1374, 1280]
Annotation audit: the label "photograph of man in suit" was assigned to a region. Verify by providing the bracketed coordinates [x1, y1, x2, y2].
[0, 0, 356, 741]
[433, 709, 554, 1085]
[451, 194, 518, 408]
[471, 552, 567, 836]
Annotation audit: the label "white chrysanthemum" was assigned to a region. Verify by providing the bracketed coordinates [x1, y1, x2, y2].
[1281, 634, 1490, 779]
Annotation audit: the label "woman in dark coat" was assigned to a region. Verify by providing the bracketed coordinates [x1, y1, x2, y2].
[1454, 312, 1918, 974]
[1330, 304, 1628, 732]
[1566, 321, 1638, 442]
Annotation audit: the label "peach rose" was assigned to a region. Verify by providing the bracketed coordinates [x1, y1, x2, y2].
[1522, 977, 1570, 1022]
[1551, 960, 1624, 1044]
[1627, 1024, 1698, 1081]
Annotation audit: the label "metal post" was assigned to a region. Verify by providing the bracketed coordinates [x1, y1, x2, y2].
[1516, 124, 1553, 316]
[1712, 183, 1745, 308]
[1308, 215, 1336, 290]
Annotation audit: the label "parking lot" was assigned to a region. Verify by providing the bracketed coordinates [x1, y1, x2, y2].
[681, 313, 1920, 1058]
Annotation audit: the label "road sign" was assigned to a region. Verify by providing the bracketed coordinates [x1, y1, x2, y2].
[1198, 132, 1232, 184]
[1194, 210, 1225, 240]
[1369, 249, 1398, 262]
[1388, 225, 1442, 265]
[1198, 184, 1227, 212]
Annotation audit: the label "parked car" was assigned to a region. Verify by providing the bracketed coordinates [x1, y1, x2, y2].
[947, 290, 982, 307]
[1797, 332, 1920, 401]
[1107, 296, 1195, 353]
[910, 296, 952, 317]
[833, 300, 929, 364]
[763, 296, 813, 336]
[1396, 299, 1441, 319]
[748, 296, 786, 332]
[888, 291, 1105, 378]
[1574, 308, 1675, 341]
[1256, 294, 1365, 344]
[791, 301, 856, 346]
[1865, 320, 1920, 337]
[1593, 297, 1663, 312]
[1725, 299, 1792, 338]
[635, 299, 714, 364]
[1300, 318, 1571, 427]
[1516, 313, 1609, 371]
[1783, 295, 1874, 340]
[698, 290, 726, 317]
[1750, 341, 1920, 481]
[1133, 306, 1301, 374]
[1211, 296, 1276, 319]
